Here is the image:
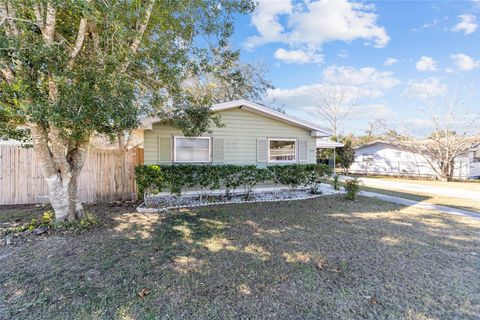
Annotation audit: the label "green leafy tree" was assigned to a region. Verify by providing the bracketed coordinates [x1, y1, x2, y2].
[0, 0, 254, 221]
[336, 138, 355, 173]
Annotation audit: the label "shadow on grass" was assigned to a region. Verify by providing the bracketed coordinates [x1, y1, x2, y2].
[1, 195, 479, 319]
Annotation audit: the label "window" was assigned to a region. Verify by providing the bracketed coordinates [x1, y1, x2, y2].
[394, 151, 402, 158]
[474, 151, 480, 163]
[268, 139, 296, 162]
[174, 137, 211, 163]
[362, 154, 374, 161]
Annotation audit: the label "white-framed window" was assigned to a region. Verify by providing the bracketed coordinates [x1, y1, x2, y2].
[268, 138, 296, 162]
[173, 136, 211, 163]
[394, 151, 402, 158]
[362, 154, 374, 161]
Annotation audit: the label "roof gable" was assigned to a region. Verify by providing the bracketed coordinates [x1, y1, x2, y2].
[139, 99, 332, 137]
[212, 100, 331, 135]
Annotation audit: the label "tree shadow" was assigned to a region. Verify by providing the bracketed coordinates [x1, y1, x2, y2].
[1, 195, 480, 319]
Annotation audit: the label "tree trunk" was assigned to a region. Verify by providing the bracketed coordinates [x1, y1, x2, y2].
[30, 122, 88, 221]
[438, 161, 454, 182]
[45, 168, 84, 221]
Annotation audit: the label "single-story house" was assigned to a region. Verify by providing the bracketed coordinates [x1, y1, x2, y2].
[349, 140, 477, 179]
[469, 143, 480, 178]
[137, 99, 332, 166]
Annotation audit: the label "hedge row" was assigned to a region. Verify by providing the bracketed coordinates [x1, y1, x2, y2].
[135, 164, 332, 199]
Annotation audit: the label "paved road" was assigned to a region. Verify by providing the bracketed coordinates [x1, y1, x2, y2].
[358, 177, 480, 201]
[360, 191, 480, 220]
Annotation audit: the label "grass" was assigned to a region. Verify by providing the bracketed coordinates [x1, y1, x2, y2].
[1, 196, 480, 319]
[359, 175, 480, 191]
[359, 185, 480, 213]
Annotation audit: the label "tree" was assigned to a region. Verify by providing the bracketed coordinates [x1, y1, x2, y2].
[314, 84, 360, 136]
[392, 95, 480, 181]
[186, 48, 273, 104]
[364, 118, 386, 141]
[336, 138, 355, 173]
[0, 0, 254, 221]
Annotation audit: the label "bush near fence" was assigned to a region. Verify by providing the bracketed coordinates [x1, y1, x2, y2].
[135, 164, 332, 199]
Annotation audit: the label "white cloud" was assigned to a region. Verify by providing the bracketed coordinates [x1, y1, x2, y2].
[384, 58, 398, 67]
[246, 0, 292, 48]
[322, 65, 400, 90]
[450, 53, 480, 70]
[415, 56, 438, 72]
[403, 77, 448, 99]
[246, 0, 389, 63]
[350, 104, 395, 119]
[265, 65, 400, 116]
[273, 48, 323, 64]
[451, 14, 477, 35]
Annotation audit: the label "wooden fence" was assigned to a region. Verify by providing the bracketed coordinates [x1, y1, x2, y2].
[0, 146, 143, 205]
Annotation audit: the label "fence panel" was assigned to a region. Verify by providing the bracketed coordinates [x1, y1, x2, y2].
[0, 146, 143, 205]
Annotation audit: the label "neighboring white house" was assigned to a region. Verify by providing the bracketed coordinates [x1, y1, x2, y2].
[349, 141, 474, 179]
[469, 143, 480, 178]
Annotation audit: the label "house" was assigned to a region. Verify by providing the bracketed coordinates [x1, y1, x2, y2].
[138, 100, 332, 166]
[349, 141, 475, 179]
[469, 143, 480, 178]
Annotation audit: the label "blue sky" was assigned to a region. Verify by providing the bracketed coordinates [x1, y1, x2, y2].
[229, 0, 480, 136]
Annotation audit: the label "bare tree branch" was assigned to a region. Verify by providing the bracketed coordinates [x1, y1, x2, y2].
[315, 85, 359, 136]
[391, 93, 480, 181]
[120, 0, 156, 72]
[67, 17, 88, 69]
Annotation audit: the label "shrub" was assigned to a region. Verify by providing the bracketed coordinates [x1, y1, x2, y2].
[17, 210, 99, 234]
[344, 178, 360, 200]
[304, 164, 332, 194]
[135, 165, 163, 198]
[268, 165, 305, 190]
[135, 163, 332, 198]
[332, 174, 340, 190]
[221, 165, 243, 199]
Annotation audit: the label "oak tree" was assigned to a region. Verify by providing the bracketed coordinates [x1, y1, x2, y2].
[0, 0, 254, 220]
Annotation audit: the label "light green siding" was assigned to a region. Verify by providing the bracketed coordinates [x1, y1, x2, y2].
[143, 107, 317, 165]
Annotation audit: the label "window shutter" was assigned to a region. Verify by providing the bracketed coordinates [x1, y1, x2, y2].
[298, 140, 308, 162]
[212, 137, 224, 163]
[257, 138, 268, 163]
[158, 137, 171, 163]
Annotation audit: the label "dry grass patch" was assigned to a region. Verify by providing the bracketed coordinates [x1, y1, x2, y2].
[1, 196, 479, 319]
[361, 185, 480, 212]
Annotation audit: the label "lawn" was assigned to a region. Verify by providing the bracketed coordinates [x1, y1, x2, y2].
[362, 176, 480, 191]
[359, 185, 480, 213]
[1, 196, 479, 319]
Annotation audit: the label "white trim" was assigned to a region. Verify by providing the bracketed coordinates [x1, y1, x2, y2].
[316, 139, 344, 149]
[267, 138, 297, 163]
[173, 136, 212, 163]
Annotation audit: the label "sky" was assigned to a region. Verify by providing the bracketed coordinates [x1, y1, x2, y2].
[229, 0, 480, 136]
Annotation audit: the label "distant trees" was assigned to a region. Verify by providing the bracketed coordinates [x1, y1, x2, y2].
[314, 85, 360, 136]
[391, 95, 480, 181]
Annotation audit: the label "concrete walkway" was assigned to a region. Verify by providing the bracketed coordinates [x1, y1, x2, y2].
[358, 177, 480, 201]
[360, 190, 480, 220]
